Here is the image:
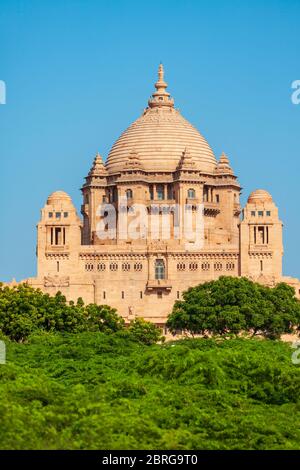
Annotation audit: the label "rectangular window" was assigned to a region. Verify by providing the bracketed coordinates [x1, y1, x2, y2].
[251, 211, 256, 216]
[55, 212, 61, 218]
[157, 291, 163, 299]
[258, 211, 263, 217]
[260, 260, 263, 272]
[49, 212, 53, 218]
[103, 291, 106, 300]
[156, 185, 165, 200]
[215, 194, 220, 203]
[258, 226, 265, 244]
[57, 261, 59, 272]
[177, 291, 180, 299]
[140, 291, 143, 299]
[64, 212, 68, 218]
[54, 227, 62, 245]
[121, 291, 124, 299]
[266, 211, 271, 216]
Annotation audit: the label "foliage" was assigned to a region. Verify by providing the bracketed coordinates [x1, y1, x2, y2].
[166, 277, 300, 339]
[0, 284, 127, 341]
[128, 318, 164, 345]
[0, 333, 300, 450]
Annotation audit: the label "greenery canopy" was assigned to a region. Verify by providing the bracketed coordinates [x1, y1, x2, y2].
[166, 276, 300, 339]
[0, 333, 300, 450]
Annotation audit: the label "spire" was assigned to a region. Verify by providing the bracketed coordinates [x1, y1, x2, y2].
[124, 148, 143, 170]
[177, 147, 195, 170]
[88, 152, 107, 176]
[148, 63, 174, 109]
[216, 152, 233, 174]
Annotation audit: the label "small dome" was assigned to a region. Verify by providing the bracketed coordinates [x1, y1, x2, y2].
[47, 191, 72, 205]
[247, 189, 273, 204]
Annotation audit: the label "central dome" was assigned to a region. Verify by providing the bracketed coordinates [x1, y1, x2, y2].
[106, 65, 217, 174]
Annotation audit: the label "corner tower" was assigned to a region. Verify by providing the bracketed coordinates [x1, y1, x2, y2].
[239, 189, 283, 283]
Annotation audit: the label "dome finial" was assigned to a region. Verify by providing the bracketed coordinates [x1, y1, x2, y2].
[158, 63, 164, 82]
[148, 63, 174, 109]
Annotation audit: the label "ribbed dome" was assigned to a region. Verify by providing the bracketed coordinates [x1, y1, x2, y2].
[248, 189, 273, 204]
[106, 65, 217, 174]
[47, 191, 73, 206]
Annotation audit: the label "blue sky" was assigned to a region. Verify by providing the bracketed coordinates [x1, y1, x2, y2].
[0, 0, 299, 281]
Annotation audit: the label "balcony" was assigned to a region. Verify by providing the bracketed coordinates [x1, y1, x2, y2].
[203, 201, 220, 216]
[146, 280, 172, 291]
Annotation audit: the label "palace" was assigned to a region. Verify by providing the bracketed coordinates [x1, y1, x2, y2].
[19, 65, 300, 325]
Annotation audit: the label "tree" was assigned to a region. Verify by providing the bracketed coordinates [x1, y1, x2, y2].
[128, 318, 164, 345]
[0, 284, 125, 341]
[166, 276, 300, 339]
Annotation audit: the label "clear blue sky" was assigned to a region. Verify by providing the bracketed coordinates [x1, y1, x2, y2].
[0, 0, 299, 281]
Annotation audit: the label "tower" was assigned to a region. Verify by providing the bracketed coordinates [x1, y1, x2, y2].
[239, 189, 283, 283]
[37, 191, 82, 278]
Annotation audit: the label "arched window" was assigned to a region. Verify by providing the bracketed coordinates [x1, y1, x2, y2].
[126, 189, 133, 199]
[187, 188, 196, 199]
[155, 259, 165, 280]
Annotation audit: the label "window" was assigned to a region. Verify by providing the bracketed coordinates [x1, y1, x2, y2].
[177, 291, 180, 299]
[177, 262, 186, 271]
[51, 227, 65, 246]
[215, 194, 220, 203]
[258, 226, 265, 244]
[55, 212, 61, 218]
[167, 185, 174, 200]
[149, 185, 154, 200]
[201, 262, 210, 271]
[97, 263, 106, 272]
[121, 291, 125, 299]
[187, 188, 196, 199]
[266, 211, 271, 216]
[155, 259, 165, 280]
[260, 260, 263, 272]
[258, 211, 263, 217]
[214, 262, 222, 271]
[85, 263, 94, 272]
[189, 262, 198, 271]
[126, 189, 133, 199]
[103, 291, 106, 300]
[57, 261, 59, 273]
[156, 185, 164, 200]
[140, 291, 143, 299]
[110, 262, 118, 271]
[49, 212, 53, 218]
[134, 263, 143, 272]
[122, 262, 130, 271]
[157, 291, 163, 299]
[64, 212, 68, 218]
[226, 262, 235, 271]
[251, 211, 256, 216]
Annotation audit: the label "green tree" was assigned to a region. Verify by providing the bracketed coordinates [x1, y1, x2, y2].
[166, 276, 300, 339]
[128, 318, 164, 345]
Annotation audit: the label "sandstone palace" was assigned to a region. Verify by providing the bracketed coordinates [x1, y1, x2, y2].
[18, 65, 300, 325]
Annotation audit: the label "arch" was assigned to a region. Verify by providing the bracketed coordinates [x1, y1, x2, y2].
[155, 259, 165, 280]
[187, 188, 196, 199]
[126, 189, 133, 199]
